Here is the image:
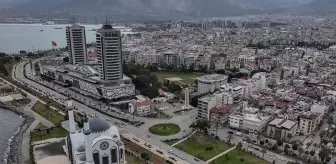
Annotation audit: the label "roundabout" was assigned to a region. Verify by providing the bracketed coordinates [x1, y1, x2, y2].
[149, 123, 181, 136]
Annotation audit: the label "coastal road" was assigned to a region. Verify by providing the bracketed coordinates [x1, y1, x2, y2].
[13, 60, 206, 164]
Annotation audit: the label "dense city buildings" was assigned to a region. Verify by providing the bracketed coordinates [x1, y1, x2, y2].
[66, 25, 87, 64]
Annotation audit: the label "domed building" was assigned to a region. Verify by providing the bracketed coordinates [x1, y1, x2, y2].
[65, 99, 126, 164]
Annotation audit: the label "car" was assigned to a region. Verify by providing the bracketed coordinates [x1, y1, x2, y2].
[228, 131, 234, 134]
[194, 158, 200, 161]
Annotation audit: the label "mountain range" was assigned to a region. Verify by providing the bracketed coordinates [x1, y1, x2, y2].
[0, 0, 334, 21]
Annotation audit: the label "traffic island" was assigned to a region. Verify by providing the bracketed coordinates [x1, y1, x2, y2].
[149, 123, 181, 136]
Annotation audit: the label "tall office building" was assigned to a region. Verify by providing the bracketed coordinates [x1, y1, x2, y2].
[66, 25, 87, 64]
[96, 24, 123, 81]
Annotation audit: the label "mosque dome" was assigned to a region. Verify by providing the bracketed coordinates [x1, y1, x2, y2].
[88, 117, 111, 133]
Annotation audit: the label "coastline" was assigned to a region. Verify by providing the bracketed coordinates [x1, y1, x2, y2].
[0, 105, 34, 164]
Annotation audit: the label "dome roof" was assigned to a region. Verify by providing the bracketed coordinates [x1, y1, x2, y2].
[88, 117, 110, 133]
[77, 145, 85, 152]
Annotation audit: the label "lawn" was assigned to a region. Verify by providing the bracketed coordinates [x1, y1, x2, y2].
[154, 72, 203, 85]
[210, 149, 270, 164]
[175, 132, 232, 161]
[31, 126, 68, 142]
[126, 153, 143, 164]
[149, 123, 180, 136]
[35, 123, 48, 130]
[32, 101, 65, 125]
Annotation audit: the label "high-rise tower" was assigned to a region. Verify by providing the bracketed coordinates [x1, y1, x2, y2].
[66, 25, 87, 64]
[96, 23, 123, 81]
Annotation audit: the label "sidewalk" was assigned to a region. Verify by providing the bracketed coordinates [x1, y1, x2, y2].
[206, 146, 236, 163]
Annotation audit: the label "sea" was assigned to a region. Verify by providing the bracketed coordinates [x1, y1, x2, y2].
[0, 108, 24, 164]
[0, 23, 133, 54]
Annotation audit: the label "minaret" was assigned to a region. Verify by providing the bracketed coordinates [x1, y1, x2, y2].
[83, 117, 94, 164]
[182, 88, 191, 109]
[67, 98, 76, 134]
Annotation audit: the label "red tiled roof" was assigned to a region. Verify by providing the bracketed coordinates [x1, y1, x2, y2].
[210, 106, 230, 114]
[132, 99, 152, 107]
[276, 101, 288, 109]
[296, 89, 307, 95]
[158, 89, 165, 95]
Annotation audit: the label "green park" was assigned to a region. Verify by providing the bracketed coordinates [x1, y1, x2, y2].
[210, 149, 270, 164]
[174, 132, 232, 161]
[149, 123, 181, 136]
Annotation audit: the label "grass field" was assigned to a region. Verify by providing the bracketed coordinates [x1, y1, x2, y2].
[210, 149, 270, 164]
[31, 126, 68, 142]
[149, 123, 181, 136]
[32, 101, 65, 125]
[35, 123, 47, 130]
[154, 72, 203, 85]
[175, 132, 232, 160]
[126, 154, 143, 164]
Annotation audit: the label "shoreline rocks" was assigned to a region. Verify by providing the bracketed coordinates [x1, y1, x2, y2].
[0, 104, 34, 164]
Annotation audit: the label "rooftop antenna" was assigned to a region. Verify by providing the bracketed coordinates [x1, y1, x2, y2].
[105, 15, 108, 25]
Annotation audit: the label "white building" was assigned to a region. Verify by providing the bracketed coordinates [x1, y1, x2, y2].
[220, 83, 245, 98]
[128, 99, 152, 116]
[65, 99, 126, 164]
[197, 74, 228, 94]
[197, 95, 217, 120]
[298, 113, 320, 135]
[229, 113, 270, 135]
[66, 25, 87, 64]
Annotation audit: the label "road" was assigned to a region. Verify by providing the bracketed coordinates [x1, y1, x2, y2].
[13, 60, 206, 164]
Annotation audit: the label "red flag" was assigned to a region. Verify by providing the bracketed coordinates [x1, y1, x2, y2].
[52, 41, 57, 47]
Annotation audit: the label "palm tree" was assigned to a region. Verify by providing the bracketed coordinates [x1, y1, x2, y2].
[313, 143, 318, 151]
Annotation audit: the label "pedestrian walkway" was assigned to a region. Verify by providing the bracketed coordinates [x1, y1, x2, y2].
[172, 130, 197, 146]
[21, 119, 40, 164]
[206, 146, 236, 163]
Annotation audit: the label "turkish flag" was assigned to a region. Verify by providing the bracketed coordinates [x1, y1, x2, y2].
[52, 41, 57, 47]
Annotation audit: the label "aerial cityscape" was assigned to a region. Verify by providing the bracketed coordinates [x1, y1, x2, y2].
[1, 1, 336, 164]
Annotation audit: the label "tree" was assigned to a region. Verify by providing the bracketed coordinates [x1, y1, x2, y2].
[14, 56, 21, 61]
[190, 120, 210, 133]
[140, 153, 150, 161]
[237, 142, 243, 149]
[309, 150, 315, 156]
[63, 56, 69, 63]
[313, 143, 318, 151]
[327, 116, 334, 125]
[319, 148, 329, 162]
[292, 143, 298, 151]
[277, 140, 283, 147]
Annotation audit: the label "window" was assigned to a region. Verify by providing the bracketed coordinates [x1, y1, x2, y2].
[111, 148, 117, 163]
[93, 152, 100, 164]
[102, 156, 108, 164]
[119, 149, 123, 160]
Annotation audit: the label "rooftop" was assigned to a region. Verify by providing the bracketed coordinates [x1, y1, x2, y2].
[210, 106, 230, 114]
[269, 118, 297, 130]
[197, 74, 228, 82]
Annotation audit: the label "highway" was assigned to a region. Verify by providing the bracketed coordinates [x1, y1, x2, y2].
[13, 59, 206, 164]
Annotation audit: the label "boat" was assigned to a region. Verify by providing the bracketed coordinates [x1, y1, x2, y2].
[40, 29, 43, 32]
[54, 27, 62, 29]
